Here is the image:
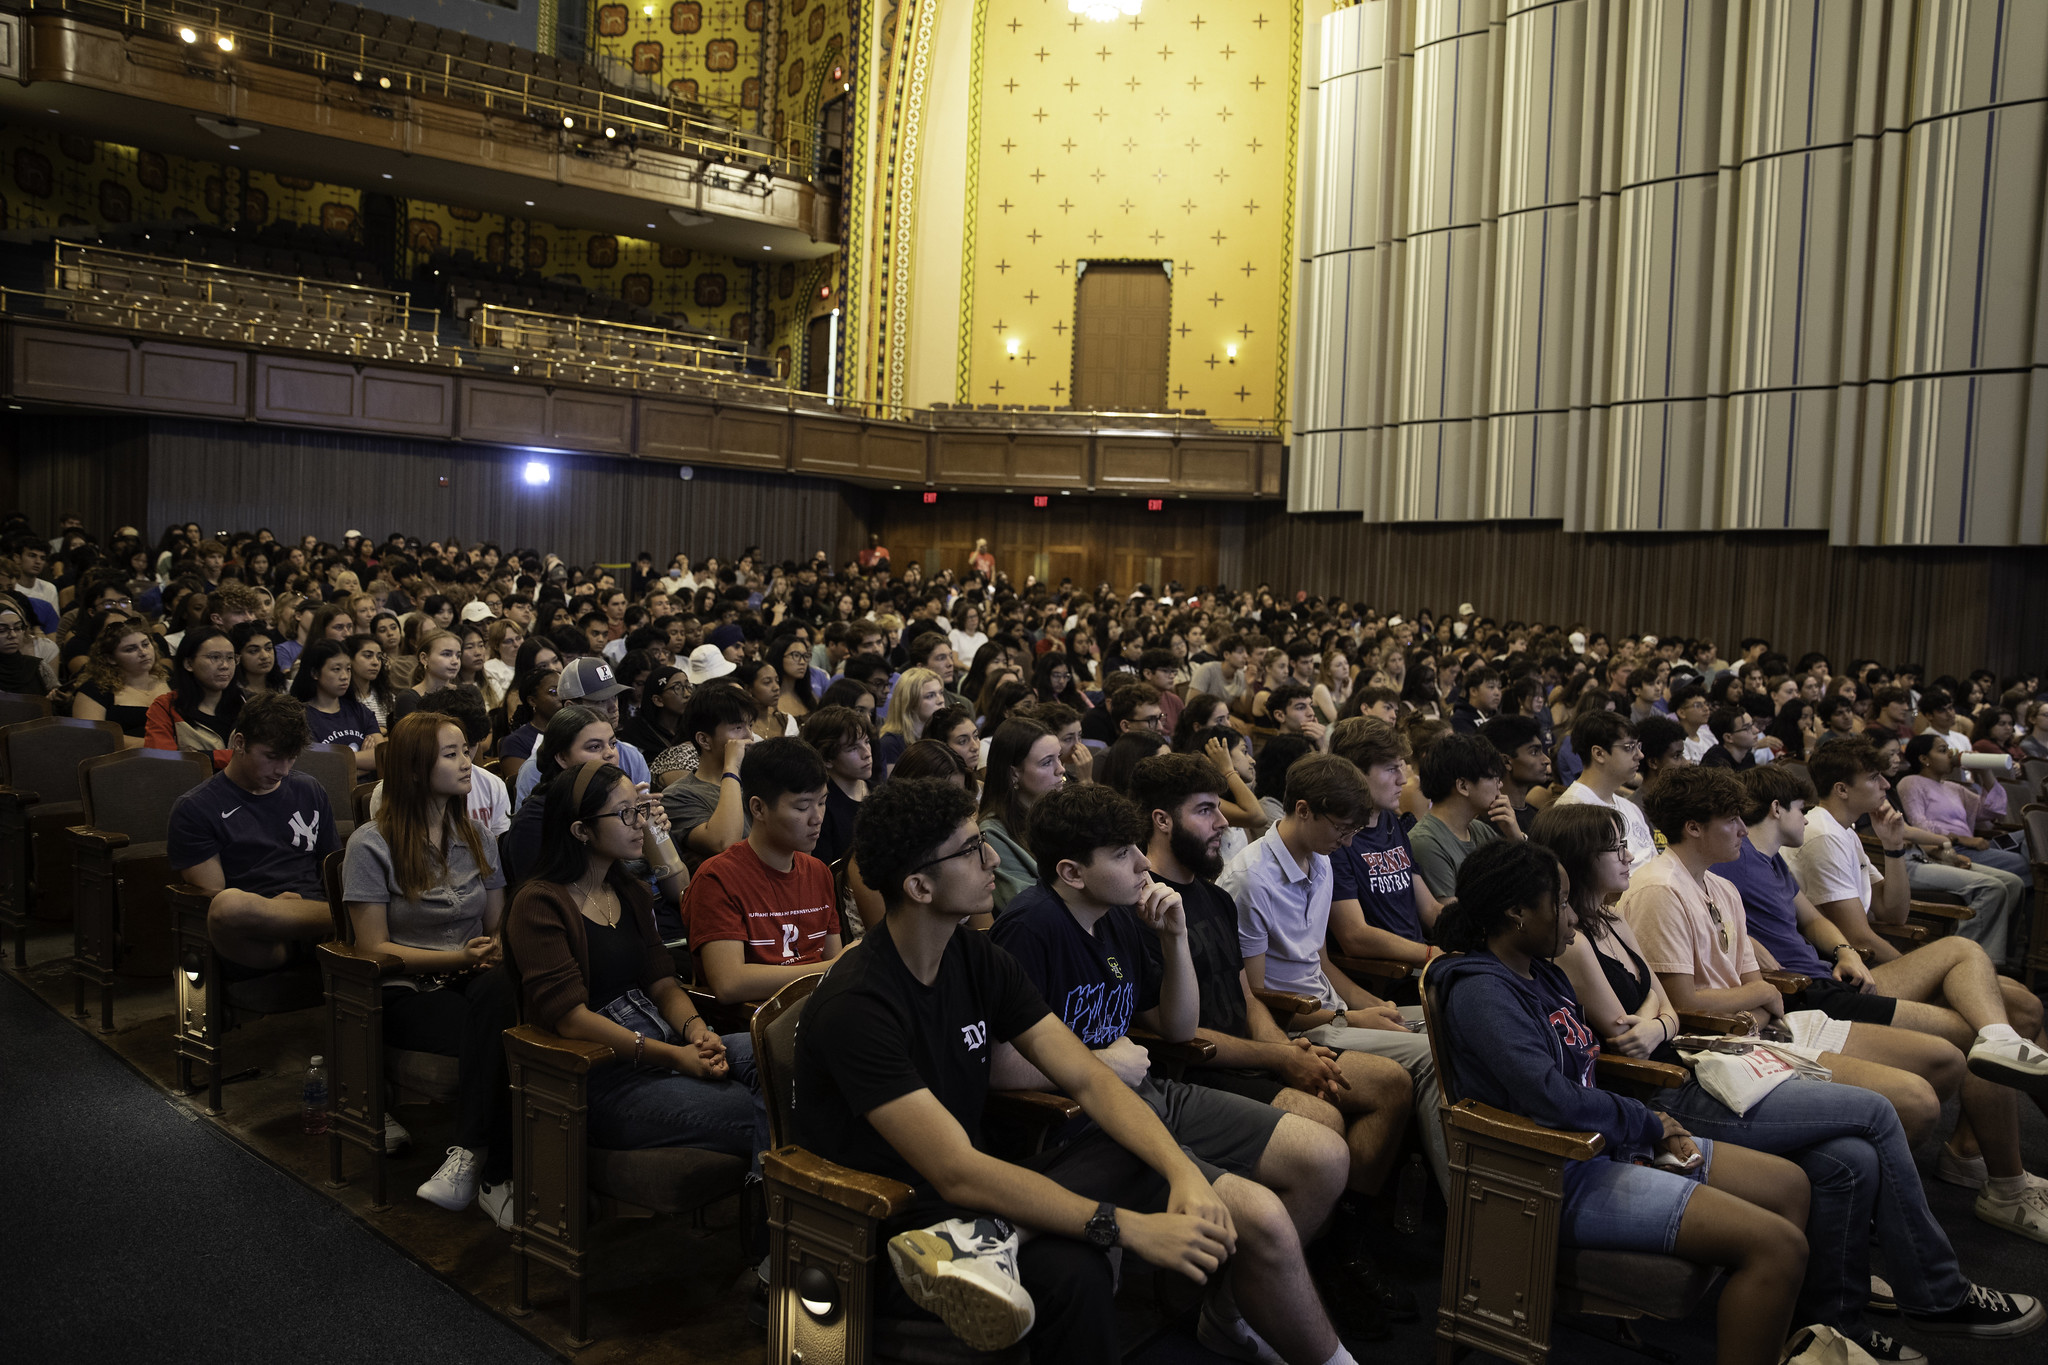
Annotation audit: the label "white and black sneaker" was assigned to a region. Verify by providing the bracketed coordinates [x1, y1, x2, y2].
[1965, 1034, 2048, 1096]
[1196, 1284, 1286, 1365]
[477, 1179, 516, 1231]
[383, 1112, 412, 1156]
[1856, 1326, 1927, 1362]
[416, 1146, 480, 1210]
[1869, 1275, 1898, 1314]
[1906, 1284, 2045, 1338]
[887, 1216, 1035, 1352]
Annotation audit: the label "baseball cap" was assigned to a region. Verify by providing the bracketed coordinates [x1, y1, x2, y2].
[344, 529, 363, 539]
[460, 600, 495, 623]
[558, 656, 626, 702]
[685, 643, 737, 685]
[1457, 602, 1474, 616]
[707, 624, 745, 651]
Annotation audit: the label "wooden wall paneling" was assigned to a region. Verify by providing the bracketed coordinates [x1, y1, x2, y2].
[254, 356, 357, 427]
[793, 418, 865, 477]
[358, 370, 455, 437]
[869, 493, 1223, 592]
[459, 380, 549, 447]
[638, 400, 717, 462]
[711, 409, 791, 471]
[547, 391, 633, 454]
[932, 433, 1013, 487]
[1176, 439, 1262, 494]
[1010, 437, 1089, 487]
[860, 427, 930, 483]
[135, 342, 246, 417]
[1096, 439, 1174, 490]
[10, 327, 136, 407]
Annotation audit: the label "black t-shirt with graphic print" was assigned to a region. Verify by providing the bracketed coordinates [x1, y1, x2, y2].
[793, 918, 1049, 1190]
[990, 882, 1160, 1046]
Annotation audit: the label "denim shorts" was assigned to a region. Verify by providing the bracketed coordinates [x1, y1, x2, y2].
[1558, 1140, 1716, 1254]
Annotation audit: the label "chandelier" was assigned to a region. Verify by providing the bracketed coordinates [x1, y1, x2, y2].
[1070, 0, 1141, 21]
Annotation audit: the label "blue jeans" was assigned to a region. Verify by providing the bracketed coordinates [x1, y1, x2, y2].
[585, 1031, 768, 1167]
[1658, 1077, 1969, 1329]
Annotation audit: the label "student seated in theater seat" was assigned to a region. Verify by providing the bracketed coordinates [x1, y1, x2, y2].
[988, 779, 1362, 1365]
[390, 628, 464, 724]
[1262, 682, 1329, 753]
[657, 681, 758, 876]
[803, 704, 873, 870]
[367, 684, 511, 841]
[345, 712, 518, 1229]
[978, 716, 1067, 915]
[1551, 710, 1658, 871]
[145, 626, 244, 758]
[72, 616, 171, 746]
[1482, 713, 1553, 835]
[681, 738, 843, 1005]
[1700, 705, 1765, 772]
[1130, 752, 1418, 1339]
[505, 760, 764, 1163]
[1407, 732, 1520, 901]
[1323, 718, 1445, 970]
[511, 657, 651, 805]
[289, 639, 382, 775]
[169, 692, 341, 976]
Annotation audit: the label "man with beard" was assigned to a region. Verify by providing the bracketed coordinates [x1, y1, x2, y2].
[1130, 753, 1417, 1340]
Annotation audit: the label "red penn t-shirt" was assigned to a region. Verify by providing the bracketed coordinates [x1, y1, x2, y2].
[683, 840, 841, 965]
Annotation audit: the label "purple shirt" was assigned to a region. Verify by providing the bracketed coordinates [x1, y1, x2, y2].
[1712, 841, 1828, 977]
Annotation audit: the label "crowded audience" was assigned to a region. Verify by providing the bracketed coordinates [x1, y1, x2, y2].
[5, 508, 2047, 1365]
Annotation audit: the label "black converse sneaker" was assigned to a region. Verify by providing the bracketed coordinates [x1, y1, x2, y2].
[1855, 1326, 1927, 1362]
[1905, 1284, 2045, 1338]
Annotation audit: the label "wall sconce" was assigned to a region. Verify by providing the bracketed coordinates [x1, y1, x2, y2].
[1006, 338, 1021, 359]
[216, 34, 234, 52]
[797, 1266, 841, 1323]
[1226, 342, 1238, 364]
[180, 945, 206, 987]
[178, 26, 197, 43]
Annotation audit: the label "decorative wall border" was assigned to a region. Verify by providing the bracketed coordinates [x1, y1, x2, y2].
[954, 0, 989, 406]
[1276, 2, 1302, 433]
[841, 0, 879, 403]
[884, 0, 940, 411]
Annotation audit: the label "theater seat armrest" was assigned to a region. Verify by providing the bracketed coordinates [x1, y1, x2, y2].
[1594, 1054, 1690, 1090]
[1442, 1099, 1604, 1161]
[1875, 922, 1929, 946]
[763, 1145, 915, 1220]
[1330, 954, 1413, 982]
[0, 784, 42, 809]
[1909, 900, 1975, 921]
[317, 941, 407, 981]
[1760, 970, 1811, 996]
[1131, 1030, 1218, 1066]
[504, 1023, 613, 1073]
[66, 823, 130, 852]
[1253, 989, 1319, 1018]
[987, 1089, 1084, 1128]
[1677, 1009, 1747, 1036]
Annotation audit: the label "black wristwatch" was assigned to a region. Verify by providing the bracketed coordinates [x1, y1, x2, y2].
[1083, 1201, 1120, 1250]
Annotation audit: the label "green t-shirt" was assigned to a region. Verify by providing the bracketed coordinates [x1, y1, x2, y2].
[1408, 810, 1501, 901]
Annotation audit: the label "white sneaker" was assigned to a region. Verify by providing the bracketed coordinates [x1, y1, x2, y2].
[1196, 1288, 1287, 1365]
[887, 1216, 1036, 1352]
[1938, 1147, 1989, 1190]
[1966, 1034, 2048, 1096]
[1869, 1274, 1898, 1313]
[478, 1179, 516, 1232]
[383, 1112, 412, 1156]
[1975, 1182, 2048, 1245]
[417, 1146, 480, 1210]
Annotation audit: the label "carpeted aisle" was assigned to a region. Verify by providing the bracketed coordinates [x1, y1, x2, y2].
[0, 969, 557, 1365]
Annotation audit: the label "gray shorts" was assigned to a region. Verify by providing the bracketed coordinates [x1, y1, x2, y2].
[1137, 1075, 1284, 1179]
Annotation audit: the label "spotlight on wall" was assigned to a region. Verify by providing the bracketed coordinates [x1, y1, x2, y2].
[215, 34, 234, 52]
[1226, 342, 1238, 363]
[1006, 337, 1021, 358]
[178, 26, 198, 43]
[522, 461, 551, 486]
[562, 115, 576, 129]
[603, 125, 618, 139]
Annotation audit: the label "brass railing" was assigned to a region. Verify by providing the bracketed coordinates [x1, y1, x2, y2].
[26, 0, 807, 182]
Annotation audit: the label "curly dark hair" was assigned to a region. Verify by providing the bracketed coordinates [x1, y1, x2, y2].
[1639, 766, 1746, 843]
[852, 777, 980, 910]
[232, 689, 312, 757]
[1025, 781, 1151, 877]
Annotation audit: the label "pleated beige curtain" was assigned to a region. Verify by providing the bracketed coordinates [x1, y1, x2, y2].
[1292, 0, 2048, 545]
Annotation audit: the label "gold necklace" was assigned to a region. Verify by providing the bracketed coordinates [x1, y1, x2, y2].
[573, 874, 619, 928]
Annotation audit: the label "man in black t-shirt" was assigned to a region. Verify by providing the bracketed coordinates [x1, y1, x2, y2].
[799, 780, 1362, 1365]
[168, 694, 339, 974]
[1130, 754, 1418, 1336]
[988, 783, 1359, 1364]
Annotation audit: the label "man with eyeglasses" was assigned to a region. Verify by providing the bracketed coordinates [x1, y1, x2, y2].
[682, 737, 841, 1005]
[1108, 680, 1165, 737]
[1553, 710, 1658, 870]
[1700, 705, 1763, 772]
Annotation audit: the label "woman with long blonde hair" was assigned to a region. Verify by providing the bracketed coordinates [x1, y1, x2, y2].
[875, 665, 944, 780]
[343, 712, 515, 1223]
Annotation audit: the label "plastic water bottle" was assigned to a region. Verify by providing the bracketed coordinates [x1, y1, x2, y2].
[1392, 1152, 1426, 1233]
[302, 1056, 329, 1136]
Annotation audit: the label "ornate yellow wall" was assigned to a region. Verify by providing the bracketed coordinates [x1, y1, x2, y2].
[590, 0, 769, 121]
[953, 1, 1301, 418]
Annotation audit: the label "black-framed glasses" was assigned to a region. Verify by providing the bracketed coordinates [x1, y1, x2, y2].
[911, 834, 990, 875]
[592, 802, 663, 830]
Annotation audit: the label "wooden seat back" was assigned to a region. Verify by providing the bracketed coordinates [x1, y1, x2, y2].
[2, 715, 124, 802]
[78, 747, 213, 841]
[295, 744, 359, 828]
[0, 691, 52, 729]
[751, 972, 825, 1153]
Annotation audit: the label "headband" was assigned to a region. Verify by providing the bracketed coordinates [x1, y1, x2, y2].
[568, 760, 609, 812]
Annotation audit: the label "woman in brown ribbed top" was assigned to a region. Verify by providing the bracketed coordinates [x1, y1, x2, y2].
[504, 759, 764, 1155]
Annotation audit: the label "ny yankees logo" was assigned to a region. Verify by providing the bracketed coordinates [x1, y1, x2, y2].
[960, 1021, 988, 1051]
[288, 810, 321, 852]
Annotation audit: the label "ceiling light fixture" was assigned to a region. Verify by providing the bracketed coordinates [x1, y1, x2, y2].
[1069, 0, 1140, 21]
